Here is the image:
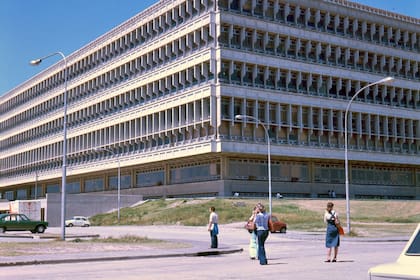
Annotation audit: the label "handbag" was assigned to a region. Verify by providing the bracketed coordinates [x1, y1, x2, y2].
[337, 224, 345, 235]
[334, 213, 345, 235]
[245, 220, 256, 232]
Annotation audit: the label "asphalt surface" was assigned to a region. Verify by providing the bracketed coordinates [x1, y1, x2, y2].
[0, 225, 244, 266]
[1, 224, 414, 280]
[0, 224, 409, 267]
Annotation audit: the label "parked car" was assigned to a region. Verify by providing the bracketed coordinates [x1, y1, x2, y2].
[270, 215, 287, 233]
[65, 216, 91, 227]
[0, 213, 48, 234]
[244, 215, 287, 233]
[368, 223, 420, 279]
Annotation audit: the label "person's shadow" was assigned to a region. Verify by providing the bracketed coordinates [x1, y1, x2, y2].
[266, 257, 288, 265]
[265, 258, 355, 265]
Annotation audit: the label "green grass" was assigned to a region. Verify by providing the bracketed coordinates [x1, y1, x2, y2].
[92, 198, 256, 226]
[272, 203, 323, 230]
[91, 198, 420, 237]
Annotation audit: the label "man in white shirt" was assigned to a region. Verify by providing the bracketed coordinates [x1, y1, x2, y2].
[207, 206, 219, 248]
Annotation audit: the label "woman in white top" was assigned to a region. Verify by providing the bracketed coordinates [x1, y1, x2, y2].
[324, 202, 340, 262]
[208, 206, 219, 248]
[247, 206, 258, 259]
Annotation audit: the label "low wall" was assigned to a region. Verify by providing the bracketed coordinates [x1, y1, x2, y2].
[46, 193, 143, 226]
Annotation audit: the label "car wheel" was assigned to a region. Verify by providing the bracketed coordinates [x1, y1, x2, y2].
[67, 223, 73, 227]
[1, 227, 5, 233]
[36, 225, 46, 234]
[280, 227, 287, 233]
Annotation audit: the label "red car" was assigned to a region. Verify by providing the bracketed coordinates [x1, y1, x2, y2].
[245, 215, 287, 233]
[270, 215, 287, 233]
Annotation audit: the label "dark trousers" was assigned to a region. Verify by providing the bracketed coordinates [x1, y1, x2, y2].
[210, 231, 218, 248]
[257, 230, 269, 265]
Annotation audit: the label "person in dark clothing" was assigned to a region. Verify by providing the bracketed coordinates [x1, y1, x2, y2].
[255, 203, 270, 265]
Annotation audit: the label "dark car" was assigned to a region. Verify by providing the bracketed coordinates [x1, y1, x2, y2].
[0, 213, 48, 234]
[270, 215, 287, 233]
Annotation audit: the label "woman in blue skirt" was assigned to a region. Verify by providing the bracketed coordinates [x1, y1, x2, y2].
[324, 202, 340, 262]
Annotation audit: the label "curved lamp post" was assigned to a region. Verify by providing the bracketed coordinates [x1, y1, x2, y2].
[30, 52, 68, 241]
[344, 76, 394, 234]
[95, 147, 121, 224]
[235, 114, 272, 215]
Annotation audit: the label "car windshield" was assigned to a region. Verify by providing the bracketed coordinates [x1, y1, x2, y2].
[405, 230, 420, 256]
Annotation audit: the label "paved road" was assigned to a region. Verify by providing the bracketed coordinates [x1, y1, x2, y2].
[0, 225, 408, 280]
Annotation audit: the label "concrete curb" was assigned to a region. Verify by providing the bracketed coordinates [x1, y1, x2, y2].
[0, 247, 244, 267]
[0, 233, 100, 239]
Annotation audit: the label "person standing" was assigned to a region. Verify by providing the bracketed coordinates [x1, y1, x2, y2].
[254, 203, 270, 265]
[324, 202, 340, 262]
[207, 206, 219, 248]
[248, 206, 258, 259]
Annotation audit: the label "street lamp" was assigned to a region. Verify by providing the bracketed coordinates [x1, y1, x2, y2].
[95, 147, 121, 223]
[235, 114, 272, 215]
[30, 52, 68, 240]
[344, 76, 394, 234]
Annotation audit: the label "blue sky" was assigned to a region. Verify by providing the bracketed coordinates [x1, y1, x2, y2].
[0, 0, 419, 96]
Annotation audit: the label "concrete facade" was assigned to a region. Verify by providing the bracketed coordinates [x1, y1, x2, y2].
[0, 0, 419, 203]
[46, 193, 143, 227]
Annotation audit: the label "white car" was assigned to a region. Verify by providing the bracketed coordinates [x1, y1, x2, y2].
[65, 216, 91, 227]
[368, 223, 420, 279]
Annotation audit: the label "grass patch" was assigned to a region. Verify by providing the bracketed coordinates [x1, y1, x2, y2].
[0, 235, 189, 257]
[91, 198, 257, 226]
[77, 235, 164, 244]
[272, 203, 324, 230]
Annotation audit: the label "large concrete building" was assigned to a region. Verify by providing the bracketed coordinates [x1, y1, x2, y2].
[1, 0, 419, 205]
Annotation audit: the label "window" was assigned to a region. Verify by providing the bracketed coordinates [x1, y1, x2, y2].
[85, 178, 105, 192]
[66, 182, 81, 194]
[170, 162, 220, 184]
[406, 231, 420, 255]
[136, 169, 165, 187]
[109, 174, 131, 190]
